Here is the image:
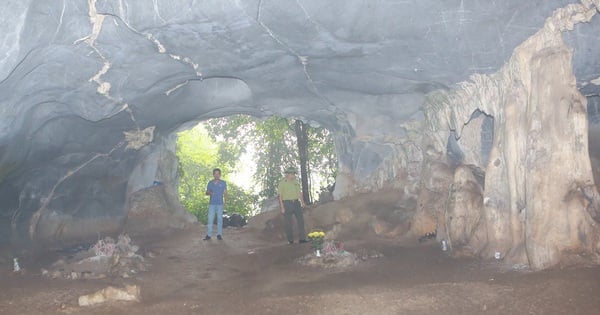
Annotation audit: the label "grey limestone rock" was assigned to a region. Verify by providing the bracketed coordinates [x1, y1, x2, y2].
[0, 0, 599, 271]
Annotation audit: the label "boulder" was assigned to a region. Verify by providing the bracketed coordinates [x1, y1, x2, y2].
[78, 285, 140, 307]
[334, 207, 353, 224]
[125, 185, 196, 236]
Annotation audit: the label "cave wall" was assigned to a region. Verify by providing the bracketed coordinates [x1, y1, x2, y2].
[0, 0, 600, 271]
[332, 111, 424, 200]
[587, 96, 600, 186]
[414, 2, 600, 269]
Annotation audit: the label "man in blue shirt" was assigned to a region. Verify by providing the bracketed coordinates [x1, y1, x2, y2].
[204, 168, 227, 241]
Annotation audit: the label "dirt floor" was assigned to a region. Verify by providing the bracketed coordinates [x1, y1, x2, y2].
[1, 223, 599, 315]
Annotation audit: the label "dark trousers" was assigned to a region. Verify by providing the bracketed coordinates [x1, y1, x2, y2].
[283, 200, 305, 242]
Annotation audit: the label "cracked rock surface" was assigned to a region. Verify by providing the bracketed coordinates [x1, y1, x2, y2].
[1, 0, 600, 258]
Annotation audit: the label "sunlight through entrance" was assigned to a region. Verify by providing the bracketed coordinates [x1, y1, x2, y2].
[175, 115, 338, 223]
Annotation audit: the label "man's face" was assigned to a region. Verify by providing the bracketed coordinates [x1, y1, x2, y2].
[286, 172, 295, 180]
[213, 171, 221, 180]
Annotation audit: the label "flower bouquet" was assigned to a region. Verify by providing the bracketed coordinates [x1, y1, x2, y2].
[307, 231, 325, 257]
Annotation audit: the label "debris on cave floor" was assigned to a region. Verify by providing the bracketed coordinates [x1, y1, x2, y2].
[417, 230, 437, 243]
[42, 234, 148, 280]
[354, 247, 385, 261]
[78, 284, 141, 307]
[297, 240, 384, 270]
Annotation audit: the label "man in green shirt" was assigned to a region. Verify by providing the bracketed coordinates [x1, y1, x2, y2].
[278, 167, 307, 244]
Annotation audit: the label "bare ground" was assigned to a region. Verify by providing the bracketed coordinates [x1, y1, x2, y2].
[1, 224, 599, 315]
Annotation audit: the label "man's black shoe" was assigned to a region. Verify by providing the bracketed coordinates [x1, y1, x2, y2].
[217, 235, 223, 240]
[288, 241, 294, 245]
[299, 239, 308, 244]
[203, 235, 211, 241]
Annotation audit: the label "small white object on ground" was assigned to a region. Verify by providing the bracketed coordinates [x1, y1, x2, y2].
[13, 258, 20, 272]
[78, 285, 140, 306]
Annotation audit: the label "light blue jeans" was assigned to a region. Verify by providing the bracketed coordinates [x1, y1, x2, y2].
[207, 204, 224, 237]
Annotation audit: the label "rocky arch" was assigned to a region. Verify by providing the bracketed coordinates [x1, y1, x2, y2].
[0, 0, 599, 270]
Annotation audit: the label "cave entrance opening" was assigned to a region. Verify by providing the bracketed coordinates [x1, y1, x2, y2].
[175, 114, 337, 225]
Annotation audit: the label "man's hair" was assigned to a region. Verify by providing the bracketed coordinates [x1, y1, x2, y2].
[213, 168, 221, 174]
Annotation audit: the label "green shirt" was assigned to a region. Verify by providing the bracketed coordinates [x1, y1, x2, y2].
[278, 179, 301, 201]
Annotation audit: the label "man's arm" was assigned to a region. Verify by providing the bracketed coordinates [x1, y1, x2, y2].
[298, 190, 306, 208]
[278, 182, 285, 214]
[279, 193, 285, 214]
[223, 189, 227, 208]
[205, 182, 212, 196]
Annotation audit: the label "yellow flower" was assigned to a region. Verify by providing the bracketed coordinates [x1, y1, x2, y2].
[308, 231, 325, 239]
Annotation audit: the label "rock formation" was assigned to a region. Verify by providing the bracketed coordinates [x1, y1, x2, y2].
[417, 2, 600, 269]
[0, 0, 599, 269]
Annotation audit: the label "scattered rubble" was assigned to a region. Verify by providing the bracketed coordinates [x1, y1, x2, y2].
[298, 251, 358, 270]
[354, 248, 385, 261]
[42, 234, 147, 280]
[78, 284, 140, 306]
[298, 240, 383, 270]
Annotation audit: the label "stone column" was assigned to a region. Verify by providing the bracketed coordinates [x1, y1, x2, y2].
[418, 2, 600, 270]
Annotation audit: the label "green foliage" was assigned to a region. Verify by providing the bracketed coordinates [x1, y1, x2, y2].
[205, 115, 337, 202]
[176, 124, 255, 223]
[307, 126, 337, 191]
[178, 115, 337, 221]
[225, 184, 259, 218]
[255, 117, 298, 199]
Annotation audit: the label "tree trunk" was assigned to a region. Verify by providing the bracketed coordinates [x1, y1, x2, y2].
[295, 120, 311, 204]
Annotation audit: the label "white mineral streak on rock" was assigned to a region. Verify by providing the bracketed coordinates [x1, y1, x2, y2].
[144, 32, 202, 78]
[124, 126, 155, 150]
[84, 0, 113, 97]
[146, 33, 167, 54]
[118, 0, 126, 20]
[165, 81, 190, 96]
[29, 141, 126, 240]
[72, 0, 140, 125]
[85, 0, 104, 46]
[0, 2, 29, 80]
